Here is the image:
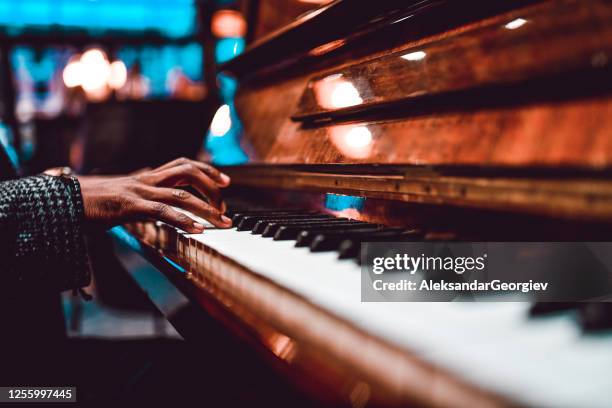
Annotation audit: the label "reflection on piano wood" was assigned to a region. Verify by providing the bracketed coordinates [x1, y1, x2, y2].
[122, 198, 612, 408]
[119, 0, 612, 407]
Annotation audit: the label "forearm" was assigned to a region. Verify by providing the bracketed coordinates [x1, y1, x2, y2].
[0, 175, 90, 291]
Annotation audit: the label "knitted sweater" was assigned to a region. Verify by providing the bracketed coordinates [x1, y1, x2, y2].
[0, 147, 90, 291]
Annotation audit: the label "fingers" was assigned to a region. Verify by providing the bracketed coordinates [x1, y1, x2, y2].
[133, 200, 205, 233]
[142, 163, 224, 210]
[130, 167, 152, 176]
[153, 158, 230, 187]
[138, 186, 232, 229]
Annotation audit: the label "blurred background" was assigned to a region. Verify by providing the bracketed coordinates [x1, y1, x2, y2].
[0, 0, 330, 345]
[0, 0, 328, 177]
[0, 2, 332, 402]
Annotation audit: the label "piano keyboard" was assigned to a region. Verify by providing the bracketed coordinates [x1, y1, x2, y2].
[132, 208, 612, 408]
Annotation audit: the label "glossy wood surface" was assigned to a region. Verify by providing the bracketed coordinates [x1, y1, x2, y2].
[222, 166, 612, 222]
[247, 0, 328, 44]
[293, 0, 612, 120]
[223, 1, 535, 79]
[232, 0, 612, 171]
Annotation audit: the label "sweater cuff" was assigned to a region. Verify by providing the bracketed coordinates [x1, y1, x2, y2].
[10, 175, 91, 291]
[60, 175, 91, 290]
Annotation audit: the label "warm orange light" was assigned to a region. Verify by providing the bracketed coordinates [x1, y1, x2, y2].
[62, 48, 129, 100]
[314, 74, 363, 110]
[329, 125, 373, 159]
[62, 57, 83, 88]
[211, 9, 247, 38]
[108, 61, 127, 89]
[79, 48, 111, 92]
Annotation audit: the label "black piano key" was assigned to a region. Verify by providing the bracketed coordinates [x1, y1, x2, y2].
[337, 230, 424, 259]
[237, 213, 325, 231]
[232, 209, 310, 224]
[579, 302, 612, 332]
[529, 302, 578, 316]
[228, 208, 282, 219]
[309, 228, 411, 252]
[297, 226, 385, 248]
[232, 209, 312, 223]
[261, 219, 356, 237]
[253, 217, 349, 235]
[274, 223, 379, 241]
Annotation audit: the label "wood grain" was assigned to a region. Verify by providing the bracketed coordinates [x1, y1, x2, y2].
[294, 0, 612, 120]
[222, 166, 612, 221]
[233, 0, 612, 170]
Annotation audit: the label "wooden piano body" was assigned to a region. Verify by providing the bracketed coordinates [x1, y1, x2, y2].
[118, 1, 612, 406]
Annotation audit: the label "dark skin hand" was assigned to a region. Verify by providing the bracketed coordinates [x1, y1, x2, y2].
[74, 158, 233, 233]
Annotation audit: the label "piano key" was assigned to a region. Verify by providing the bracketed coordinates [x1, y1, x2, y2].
[274, 222, 379, 241]
[529, 302, 578, 316]
[579, 302, 612, 332]
[184, 225, 612, 408]
[296, 226, 386, 248]
[337, 230, 425, 259]
[227, 208, 309, 220]
[251, 217, 335, 234]
[237, 213, 328, 231]
[260, 219, 357, 237]
[308, 228, 419, 252]
[256, 218, 354, 236]
[227, 208, 285, 219]
[232, 209, 313, 225]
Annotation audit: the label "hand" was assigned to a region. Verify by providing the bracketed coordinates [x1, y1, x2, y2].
[77, 158, 232, 233]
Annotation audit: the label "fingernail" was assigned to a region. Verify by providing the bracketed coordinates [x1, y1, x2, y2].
[193, 222, 205, 231]
[221, 215, 232, 225]
[219, 173, 231, 185]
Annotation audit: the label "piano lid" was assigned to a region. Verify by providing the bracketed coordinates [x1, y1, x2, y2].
[220, 0, 539, 79]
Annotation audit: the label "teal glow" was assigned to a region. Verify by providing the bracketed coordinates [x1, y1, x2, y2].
[215, 38, 245, 64]
[204, 42, 248, 165]
[109, 226, 143, 252]
[117, 43, 203, 97]
[0, 0, 196, 38]
[205, 101, 248, 166]
[163, 256, 186, 274]
[325, 194, 366, 211]
[217, 72, 238, 101]
[0, 123, 19, 169]
[11, 47, 59, 83]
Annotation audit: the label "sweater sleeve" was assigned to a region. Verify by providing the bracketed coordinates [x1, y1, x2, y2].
[0, 174, 90, 291]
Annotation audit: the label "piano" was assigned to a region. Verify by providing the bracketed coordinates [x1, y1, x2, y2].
[113, 1, 612, 406]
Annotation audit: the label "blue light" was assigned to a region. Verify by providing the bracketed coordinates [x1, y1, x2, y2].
[325, 194, 366, 211]
[163, 256, 187, 274]
[117, 43, 203, 97]
[204, 40, 248, 165]
[0, 123, 19, 169]
[11, 47, 58, 83]
[0, 0, 197, 38]
[215, 38, 245, 64]
[205, 101, 248, 166]
[217, 72, 238, 102]
[109, 226, 143, 252]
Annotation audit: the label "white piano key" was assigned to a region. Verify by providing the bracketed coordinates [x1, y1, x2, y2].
[179, 223, 612, 408]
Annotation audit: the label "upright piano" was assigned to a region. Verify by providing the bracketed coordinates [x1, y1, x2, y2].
[116, 1, 612, 406]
